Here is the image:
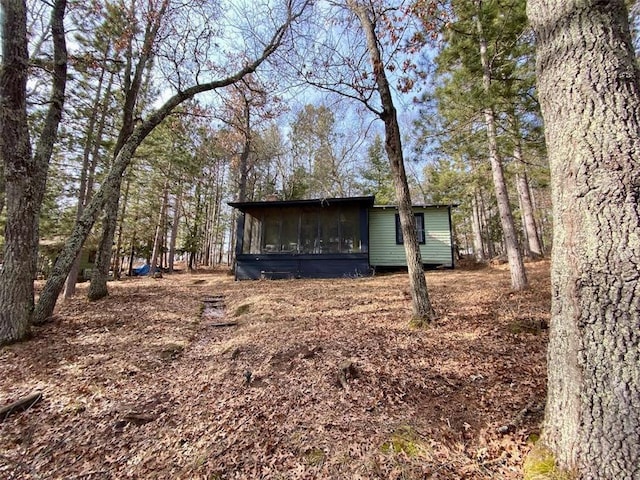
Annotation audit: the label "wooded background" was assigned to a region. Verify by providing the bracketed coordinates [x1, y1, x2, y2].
[0, 0, 562, 280]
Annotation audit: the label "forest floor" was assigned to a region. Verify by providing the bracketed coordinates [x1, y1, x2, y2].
[1, 260, 550, 479]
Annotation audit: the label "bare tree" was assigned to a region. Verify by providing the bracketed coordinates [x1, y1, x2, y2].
[32, 0, 311, 325]
[348, 0, 435, 324]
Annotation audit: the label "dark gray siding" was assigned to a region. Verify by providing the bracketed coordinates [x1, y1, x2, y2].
[235, 254, 371, 280]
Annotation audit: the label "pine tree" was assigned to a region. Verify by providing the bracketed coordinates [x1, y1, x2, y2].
[359, 134, 394, 204]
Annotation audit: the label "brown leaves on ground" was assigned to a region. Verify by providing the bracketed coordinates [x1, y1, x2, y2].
[0, 261, 550, 479]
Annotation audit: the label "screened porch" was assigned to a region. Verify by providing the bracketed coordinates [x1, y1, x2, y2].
[230, 197, 374, 280]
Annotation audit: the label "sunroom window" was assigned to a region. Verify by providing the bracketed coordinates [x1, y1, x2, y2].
[241, 206, 364, 255]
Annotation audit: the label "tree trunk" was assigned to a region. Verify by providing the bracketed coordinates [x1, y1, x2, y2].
[87, 175, 123, 300]
[528, 0, 640, 477]
[213, 162, 226, 265]
[0, 0, 67, 344]
[113, 173, 131, 279]
[168, 190, 181, 273]
[64, 45, 111, 298]
[471, 189, 486, 261]
[0, 162, 5, 217]
[127, 229, 137, 277]
[237, 98, 252, 203]
[515, 170, 543, 257]
[150, 177, 170, 275]
[203, 185, 213, 267]
[350, 0, 435, 324]
[87, 0, 169, 299]
[478, 191, 495, 258]
[476, 2, 528, 290]
[512, 126, 543, 258]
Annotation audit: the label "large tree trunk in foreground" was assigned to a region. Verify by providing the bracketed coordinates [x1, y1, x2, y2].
[0, 0, 35, 344]
[528, 1, 640, 477]
[0, 0, 67, 344]
[350, 0, 435, 325]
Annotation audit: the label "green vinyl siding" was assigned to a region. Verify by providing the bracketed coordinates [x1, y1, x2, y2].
[369, 206, 453, 267]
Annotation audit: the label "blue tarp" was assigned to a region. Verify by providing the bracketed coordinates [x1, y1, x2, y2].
[132, 264, 150, 276]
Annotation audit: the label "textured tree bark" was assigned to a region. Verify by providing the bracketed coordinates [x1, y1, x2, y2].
[0, 0, 35, 344]
[0, 0, 67, 344]
[528, 1, 640, 477]
[87, 175, 123, 300]
[0, 162, 5, 217]
[350, 0, 435, 324]
[476, 1, 528, 290]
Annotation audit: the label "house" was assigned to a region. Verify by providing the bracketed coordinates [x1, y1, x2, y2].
[368, 205, 455, 269]
[39, 238, 98, 281]
[229, 196, 455, 280]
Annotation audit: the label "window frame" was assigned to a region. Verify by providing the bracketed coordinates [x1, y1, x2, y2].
[395, 212, 426, 245]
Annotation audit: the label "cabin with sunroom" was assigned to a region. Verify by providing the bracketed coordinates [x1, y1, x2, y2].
[229, 196, 455, 280]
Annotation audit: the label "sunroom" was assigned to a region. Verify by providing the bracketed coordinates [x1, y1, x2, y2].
[229, 196, 374, 280]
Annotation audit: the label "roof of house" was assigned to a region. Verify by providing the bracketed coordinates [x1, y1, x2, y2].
[372, 203, 457, 209]
[228, 196, 375, 212]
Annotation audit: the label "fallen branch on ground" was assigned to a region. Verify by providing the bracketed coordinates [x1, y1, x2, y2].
[1, 392, 43, 421]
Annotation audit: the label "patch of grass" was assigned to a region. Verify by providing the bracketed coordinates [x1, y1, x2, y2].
[303, 447, 326, 466]
[233, 304, 251, 316]
[508, 318, 546, 335]
[409, 317, 431, 329]
[159, 342, 185, 361]
[524, 445, 575, 480]
[380, 426, 428, 457]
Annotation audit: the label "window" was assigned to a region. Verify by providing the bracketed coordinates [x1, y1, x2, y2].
[241, 205, 365, 255]
[395, 213, 425, 244]
[339, 207, 361, 253]
[299, 209, 319, 253]
[262, 210, 284, 252]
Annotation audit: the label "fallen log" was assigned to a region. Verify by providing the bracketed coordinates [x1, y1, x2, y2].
[1, 391, 43, 421]
[208, 321, 238, 327]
